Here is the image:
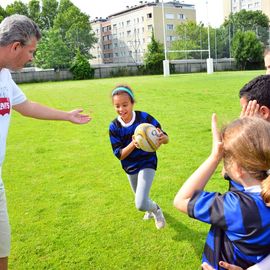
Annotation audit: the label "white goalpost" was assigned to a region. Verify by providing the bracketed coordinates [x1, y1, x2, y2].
[163, 49, 214, 77]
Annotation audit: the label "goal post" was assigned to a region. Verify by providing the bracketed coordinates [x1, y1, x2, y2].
[163, 49, 213, 76]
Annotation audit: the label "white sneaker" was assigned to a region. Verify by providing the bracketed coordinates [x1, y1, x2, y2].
[153, 206, 166, 229]
[143, 211, 154, 220]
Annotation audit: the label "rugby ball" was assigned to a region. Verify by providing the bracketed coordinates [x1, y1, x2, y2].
[134, 123, 160, 152]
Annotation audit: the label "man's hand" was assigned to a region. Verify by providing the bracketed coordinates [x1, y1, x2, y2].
[68, 109, 91, 124]
[240, 100, 260, 118]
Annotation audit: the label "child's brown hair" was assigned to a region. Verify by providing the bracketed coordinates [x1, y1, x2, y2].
[222, 117, 270, 205]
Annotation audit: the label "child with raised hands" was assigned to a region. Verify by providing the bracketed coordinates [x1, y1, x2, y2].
[174, 114, 270, 269]
[109, 85, 169, 229]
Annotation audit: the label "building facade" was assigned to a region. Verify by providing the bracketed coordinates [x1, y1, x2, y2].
[90, 1, 196, 65]
[223, 0, 270, 20]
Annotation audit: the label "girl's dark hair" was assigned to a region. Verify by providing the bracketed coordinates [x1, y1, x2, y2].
[111, 85, 135, 103]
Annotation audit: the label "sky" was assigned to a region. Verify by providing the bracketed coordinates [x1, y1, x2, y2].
[1, 0, 224, 27]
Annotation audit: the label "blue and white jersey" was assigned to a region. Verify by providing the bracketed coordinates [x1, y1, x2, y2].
[109, 111, 165, 174]
[188, 180, 270, 269]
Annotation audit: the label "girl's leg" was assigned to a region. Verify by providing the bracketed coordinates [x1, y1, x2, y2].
[136, 168, 166, 229]
[135, 168, 157, 212]
[127, 172, 153, 220]
[127, 173, 138, 194]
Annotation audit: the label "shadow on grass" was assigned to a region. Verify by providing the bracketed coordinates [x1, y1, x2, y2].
[165, 212, 207, 259]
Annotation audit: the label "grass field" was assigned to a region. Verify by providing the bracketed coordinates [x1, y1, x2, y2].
[3, 70, 263, 269]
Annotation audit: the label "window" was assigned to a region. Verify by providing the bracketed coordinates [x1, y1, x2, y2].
[147, 24, 152, 31]
[103, 35, 112, 41]
[165, 13, 174, 19]
[167, 24, 174, 30]
[166, 36, 174, 41]
[127, 30, 131, 36]
[103, 44, 112, 50]
[127, 20, 131, 26]
[178, 14, 185, 20]
[147, 13, 152, 18]
[104, 53, 112, 59]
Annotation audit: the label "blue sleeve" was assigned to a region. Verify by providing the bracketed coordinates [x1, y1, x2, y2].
[188, 190, 243, 231]
[109, 123, 122, 159]
[188, 190, 217, 224]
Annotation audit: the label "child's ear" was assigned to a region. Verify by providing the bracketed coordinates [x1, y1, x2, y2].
[259, 106, 270, 120]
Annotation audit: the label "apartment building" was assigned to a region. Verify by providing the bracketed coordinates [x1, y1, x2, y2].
[223, 0, 270, 20]
[90, 19, 106, 65]
[90, 1, 196, 65]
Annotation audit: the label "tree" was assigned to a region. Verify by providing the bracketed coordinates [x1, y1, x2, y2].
[169, 21, 225, 60]
[223, 10, 270, 46]
[53, 0, 96, 59]
[231, 31, 263, 70]
[170, 21, 207, 59]
[0, 5, 7, 23]
[34, 29, 70, 69]
[70, 50, 94, 80]
[144, 33, 164, 74]
[28, 0, 41, 26]
[5, 0, 29, 16]
[40, 0, 59, 30]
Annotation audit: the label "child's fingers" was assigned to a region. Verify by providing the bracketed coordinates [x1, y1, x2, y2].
[211, 113, 221, 142]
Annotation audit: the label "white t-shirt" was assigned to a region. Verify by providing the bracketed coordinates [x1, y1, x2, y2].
[0, 68, 26, 172]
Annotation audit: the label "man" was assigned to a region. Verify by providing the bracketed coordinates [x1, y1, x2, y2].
[0, 14, 91, 270]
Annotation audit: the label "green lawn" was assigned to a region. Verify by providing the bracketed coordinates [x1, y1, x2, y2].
[3, 70, 263, 269]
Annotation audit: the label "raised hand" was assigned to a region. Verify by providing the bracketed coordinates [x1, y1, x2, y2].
[211, 113, 223, 161]
[240, 100, 260, 118]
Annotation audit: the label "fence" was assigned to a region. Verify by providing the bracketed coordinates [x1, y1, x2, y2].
[11, 69, 73, 83]
[11, 59, 237, 83]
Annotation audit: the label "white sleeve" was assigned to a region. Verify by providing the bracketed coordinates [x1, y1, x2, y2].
[247, 254, 270, 270]
[11, 80, 27, 105]
[9, 73, 27, 106]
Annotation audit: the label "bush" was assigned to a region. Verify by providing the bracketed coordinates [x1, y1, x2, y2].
[144, 33, 165, 74]
[70, 50, 95, 80]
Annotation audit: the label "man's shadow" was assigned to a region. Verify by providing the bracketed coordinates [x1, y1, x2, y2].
[165, 211, 209, 259]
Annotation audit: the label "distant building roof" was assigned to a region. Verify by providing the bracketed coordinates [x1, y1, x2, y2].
[108, 1, 195, 18]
